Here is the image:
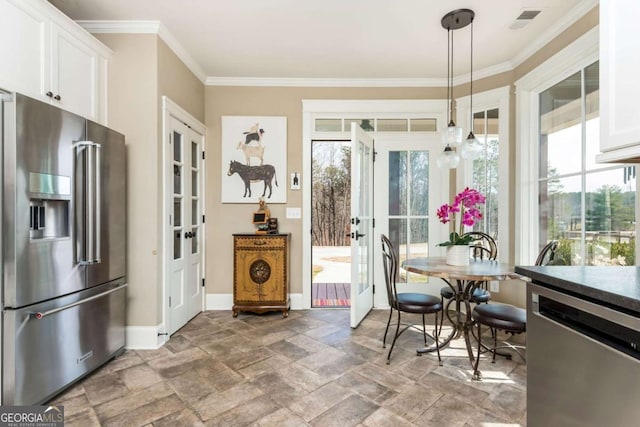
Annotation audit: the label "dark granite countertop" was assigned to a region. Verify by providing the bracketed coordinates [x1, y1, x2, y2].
[515, 265, 640, 315]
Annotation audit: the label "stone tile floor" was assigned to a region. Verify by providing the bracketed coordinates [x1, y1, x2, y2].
[51, 309, 526, 426]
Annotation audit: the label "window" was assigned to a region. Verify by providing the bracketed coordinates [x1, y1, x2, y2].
[471, 108, 500, 239]
[538, 61, 636, 266]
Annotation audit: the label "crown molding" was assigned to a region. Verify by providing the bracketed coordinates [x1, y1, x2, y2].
[205, 76, 446, 87]
[76, 0, 597, 89]
[76, 20, 207, 84]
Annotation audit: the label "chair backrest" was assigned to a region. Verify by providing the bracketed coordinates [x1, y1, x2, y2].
[381, 234, 399, 306]
[535, 240, 559, 266]
[463, 231, 497, 261]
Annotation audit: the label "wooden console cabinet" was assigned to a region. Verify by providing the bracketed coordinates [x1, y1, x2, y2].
[232, 233, 290, 317]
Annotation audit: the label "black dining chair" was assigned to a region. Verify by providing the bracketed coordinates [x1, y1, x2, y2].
[381, 234, 442, 365]
[471, 239, 561, 379]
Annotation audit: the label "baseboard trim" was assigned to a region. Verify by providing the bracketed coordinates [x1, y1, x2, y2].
[125, 325, 167, 350]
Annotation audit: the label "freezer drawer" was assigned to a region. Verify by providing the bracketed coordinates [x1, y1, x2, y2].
[2, 281, 126, 405]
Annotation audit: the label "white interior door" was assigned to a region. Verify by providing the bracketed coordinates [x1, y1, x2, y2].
[168, 116, 204, 335]
[373, 137, 449, 307]
[350, 123, 375, 328]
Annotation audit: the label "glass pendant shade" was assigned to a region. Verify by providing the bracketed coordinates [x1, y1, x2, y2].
[460, 131, 482, 160]
[436, 145, 460, 169]
[444, 120, 463, 146]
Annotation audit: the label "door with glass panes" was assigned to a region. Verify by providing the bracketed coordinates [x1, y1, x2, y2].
[373, 137, 449, 306]
[169, 116, 204, 335]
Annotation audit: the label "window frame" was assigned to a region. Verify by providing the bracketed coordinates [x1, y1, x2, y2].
[514, 27, 638, 265]
[456, 86, 511, 263]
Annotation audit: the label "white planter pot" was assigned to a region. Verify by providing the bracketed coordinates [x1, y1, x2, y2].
[446, 245, 470, 266]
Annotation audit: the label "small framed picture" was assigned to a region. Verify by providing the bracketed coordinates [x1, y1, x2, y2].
[290, 172, 301, 190]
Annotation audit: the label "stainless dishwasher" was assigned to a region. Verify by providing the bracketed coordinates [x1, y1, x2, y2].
[528, 283, 640, 427]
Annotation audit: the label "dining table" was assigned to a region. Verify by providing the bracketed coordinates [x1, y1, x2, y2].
[401, 256, 526, 378]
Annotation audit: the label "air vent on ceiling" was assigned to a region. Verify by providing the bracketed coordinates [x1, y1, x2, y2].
[509, 9, 541, 29]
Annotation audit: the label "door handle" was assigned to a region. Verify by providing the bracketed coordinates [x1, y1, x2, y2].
[353, 231, 366, 240]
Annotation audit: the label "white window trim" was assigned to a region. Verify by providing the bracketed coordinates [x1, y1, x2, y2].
[456, 86, 511, 263]
[301, 99, 447, 309]
[514, 27, 599, 264]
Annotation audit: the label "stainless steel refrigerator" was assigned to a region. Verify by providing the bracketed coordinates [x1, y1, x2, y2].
[1, 92, 127, 405]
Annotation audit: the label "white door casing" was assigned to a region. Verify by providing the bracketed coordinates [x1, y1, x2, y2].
[162, 97, 206, 339]
[350, 123, 375, 328]
[302, 100, 448, 311]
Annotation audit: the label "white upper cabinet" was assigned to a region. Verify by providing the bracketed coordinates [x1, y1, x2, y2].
[0, 0, 111, 123]
[0, 0, 48, 97]
[598, 0, 640, 162]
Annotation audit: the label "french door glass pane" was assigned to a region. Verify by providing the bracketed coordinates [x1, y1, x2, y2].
[192, 200, 198, 225]
[173, 164, 182, 194]
[191, 140, 198, 165]
[173, 131, 182, 162]
[410, 151, 429, 216]
[192, 228, 198, 255]
[174, 198, 181, 227]
[388, 149, 429, 284]
[174, 230, 181, 260]
[388, 151, 407, 216]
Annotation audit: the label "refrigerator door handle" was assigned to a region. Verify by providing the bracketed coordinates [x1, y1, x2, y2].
[94, 142, 101, 263]
[30, 284, 128, 319]
[74, 141, 101, 265]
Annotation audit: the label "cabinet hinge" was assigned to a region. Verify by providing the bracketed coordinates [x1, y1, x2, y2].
[373, 218, 375, 228]
[202, 215, 205, 223]
[372, 284, 375, 294]
[373, 150, 377, 162]
[202, 278, 205, 287]
[202, 151, 205, 160]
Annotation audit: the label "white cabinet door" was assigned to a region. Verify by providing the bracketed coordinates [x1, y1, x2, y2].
[0, 0, 48, 97]
[50, 23, 101, 121]
[600, 0, 640, 155]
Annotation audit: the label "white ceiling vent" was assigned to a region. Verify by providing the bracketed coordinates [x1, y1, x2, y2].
[509, 10, 541, 29]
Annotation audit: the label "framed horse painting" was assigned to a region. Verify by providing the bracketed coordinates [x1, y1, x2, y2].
[221, 116, 287, 203]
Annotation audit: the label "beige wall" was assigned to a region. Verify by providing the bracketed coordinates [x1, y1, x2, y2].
[97, 33, 205, 326]
[204, 87, 443, 297]
[204, 7, 598, 309]
[94, 4, 597, 329]
[158, 39, 205, 123]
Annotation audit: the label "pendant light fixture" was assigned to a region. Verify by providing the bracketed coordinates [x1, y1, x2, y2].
[437, 8, 481, 168]
[459, 9, 482, 160]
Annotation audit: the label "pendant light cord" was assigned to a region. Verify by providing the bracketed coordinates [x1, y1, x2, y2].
[469, 18, 474, 133]
[447, 27, 451, 125]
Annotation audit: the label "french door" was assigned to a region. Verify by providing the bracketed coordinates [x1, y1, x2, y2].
[350, 123, 375, 327]
[167, 115, 204, 335]
[373, 136, 449, 307]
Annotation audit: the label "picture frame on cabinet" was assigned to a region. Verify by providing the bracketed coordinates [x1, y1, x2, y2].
[222, 116, 287, 203]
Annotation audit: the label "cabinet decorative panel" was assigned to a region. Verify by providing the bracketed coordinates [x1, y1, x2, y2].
[233, 233, 290, 318]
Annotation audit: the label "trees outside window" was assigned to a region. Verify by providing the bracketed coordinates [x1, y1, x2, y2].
[538, 61, 636, 266]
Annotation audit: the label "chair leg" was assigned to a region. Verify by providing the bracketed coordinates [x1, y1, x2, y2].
[492, 328, 498, 363]
[386, 310, 402, 364]
[422, 313, 428, 346]
[473, 321, 482, 380]
[382, 307, 393, 348]
[434, 311, 442, 366]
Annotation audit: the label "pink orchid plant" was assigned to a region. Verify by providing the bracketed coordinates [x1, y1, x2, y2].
[436, 187, 486, 246]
